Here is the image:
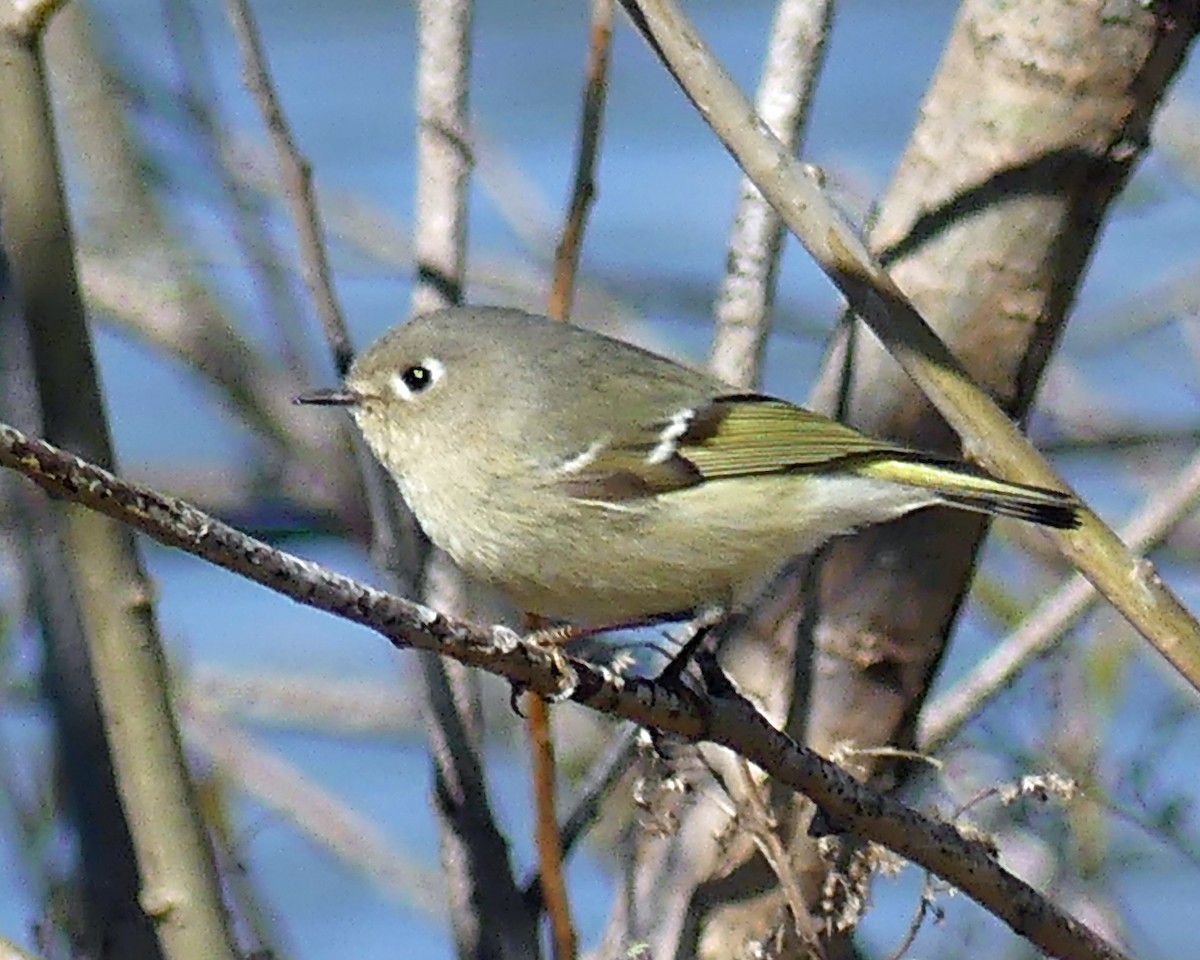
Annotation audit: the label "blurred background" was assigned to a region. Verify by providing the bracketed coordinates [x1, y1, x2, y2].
[2, 0, 1200, 957]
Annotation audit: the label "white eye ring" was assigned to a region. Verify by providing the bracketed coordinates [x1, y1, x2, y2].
[390, 357, 445, 400]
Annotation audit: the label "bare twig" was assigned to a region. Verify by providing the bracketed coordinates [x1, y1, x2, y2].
[709, 0, 832, 389]
[223, 0, 353, 373]
[522, 724, 641, 908]
[411, 0, 473, 315]
[410, 1, 541, 955]
[160, 0, 311, 376]
[525, 5, 618, 955]
[549, 0, 613, 319]
[525, 692, 576, 960]
[186, 670, 423, 736]
[185, 708, 444, 916]
[0, 20, 238, 959]
[0, 423, 1133, 960]
[222, 0, 421, 586]
[883, 874, 943, 960]
[615, 0, 1200, 693]
[735, 758, 825, 954]
[921, 445, 1200, 752]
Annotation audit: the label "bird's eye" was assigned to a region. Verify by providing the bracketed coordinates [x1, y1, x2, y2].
[401, 366, 433, 391]
[390, 357, 444, 400]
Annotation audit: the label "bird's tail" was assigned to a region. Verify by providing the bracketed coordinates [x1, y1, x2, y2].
[851, 455, 1081, 530]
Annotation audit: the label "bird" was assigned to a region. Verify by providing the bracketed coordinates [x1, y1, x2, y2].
[297, 306, 1079, 627]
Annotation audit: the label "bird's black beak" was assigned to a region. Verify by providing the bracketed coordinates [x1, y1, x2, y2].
[294, 387, 361, 406]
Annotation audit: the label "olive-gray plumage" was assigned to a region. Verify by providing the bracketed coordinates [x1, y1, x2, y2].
[299, 306, 1078, 625]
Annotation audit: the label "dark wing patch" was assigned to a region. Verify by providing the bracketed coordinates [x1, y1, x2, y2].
[678, 395, 892, 478]
[554, 446, 704, 501]
[552, 395, 895, 503]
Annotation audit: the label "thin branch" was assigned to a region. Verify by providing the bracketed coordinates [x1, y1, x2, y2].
[408, 3, 542, 955]
[0, 423, 1132, 960]
[0, 20, 237, 959]
[883, 874, 942, 960]
[614, 0, 1200, 694]
[525, 693, 576, 960]
[186, 670, 423, 736]
[222, 0, 353, 373]
[734, 758, 825, 954]
[527, 5, 617, 955]
[223, 0, 422, 588]
[548, 0, 613, 319]
[921, 444, 1200, 752]
[411, 0, 473, 315]
[160, 0, 312, 377]
[185, 708, 444, 916]
[522, 725, 640, 908]
[709, 0, 832, 389]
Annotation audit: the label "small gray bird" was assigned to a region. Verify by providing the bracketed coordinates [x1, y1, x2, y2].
[298, 306, 1078, 626]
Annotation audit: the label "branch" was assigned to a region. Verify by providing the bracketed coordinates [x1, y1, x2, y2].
[921, 443, 1200, 752]
[709, 0, 831, 389]
[223, 0, 352, 373]
[185, 707, 444, 915]
[0, 422, 1129, 960]
[524, 693, 576, 959]
[531, 3, 617, 954]
[548, 0, 613, 320]
[411, 0, 473, 315]
[407, 3, 545, 954]
[0, 18, 237, 958]
[522, 725, 640, 908]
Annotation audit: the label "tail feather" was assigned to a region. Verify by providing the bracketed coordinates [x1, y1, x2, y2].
[938, 490, 1080, 529]
[852, 455, 1081, 531]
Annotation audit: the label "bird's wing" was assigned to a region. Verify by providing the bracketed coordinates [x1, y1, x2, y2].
[550, 394, 896, 502]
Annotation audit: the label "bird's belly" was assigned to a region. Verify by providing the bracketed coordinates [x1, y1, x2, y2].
[468, 528, 758, 626]
[405, 473, 927, 627]
[440, 495, 789, 626]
